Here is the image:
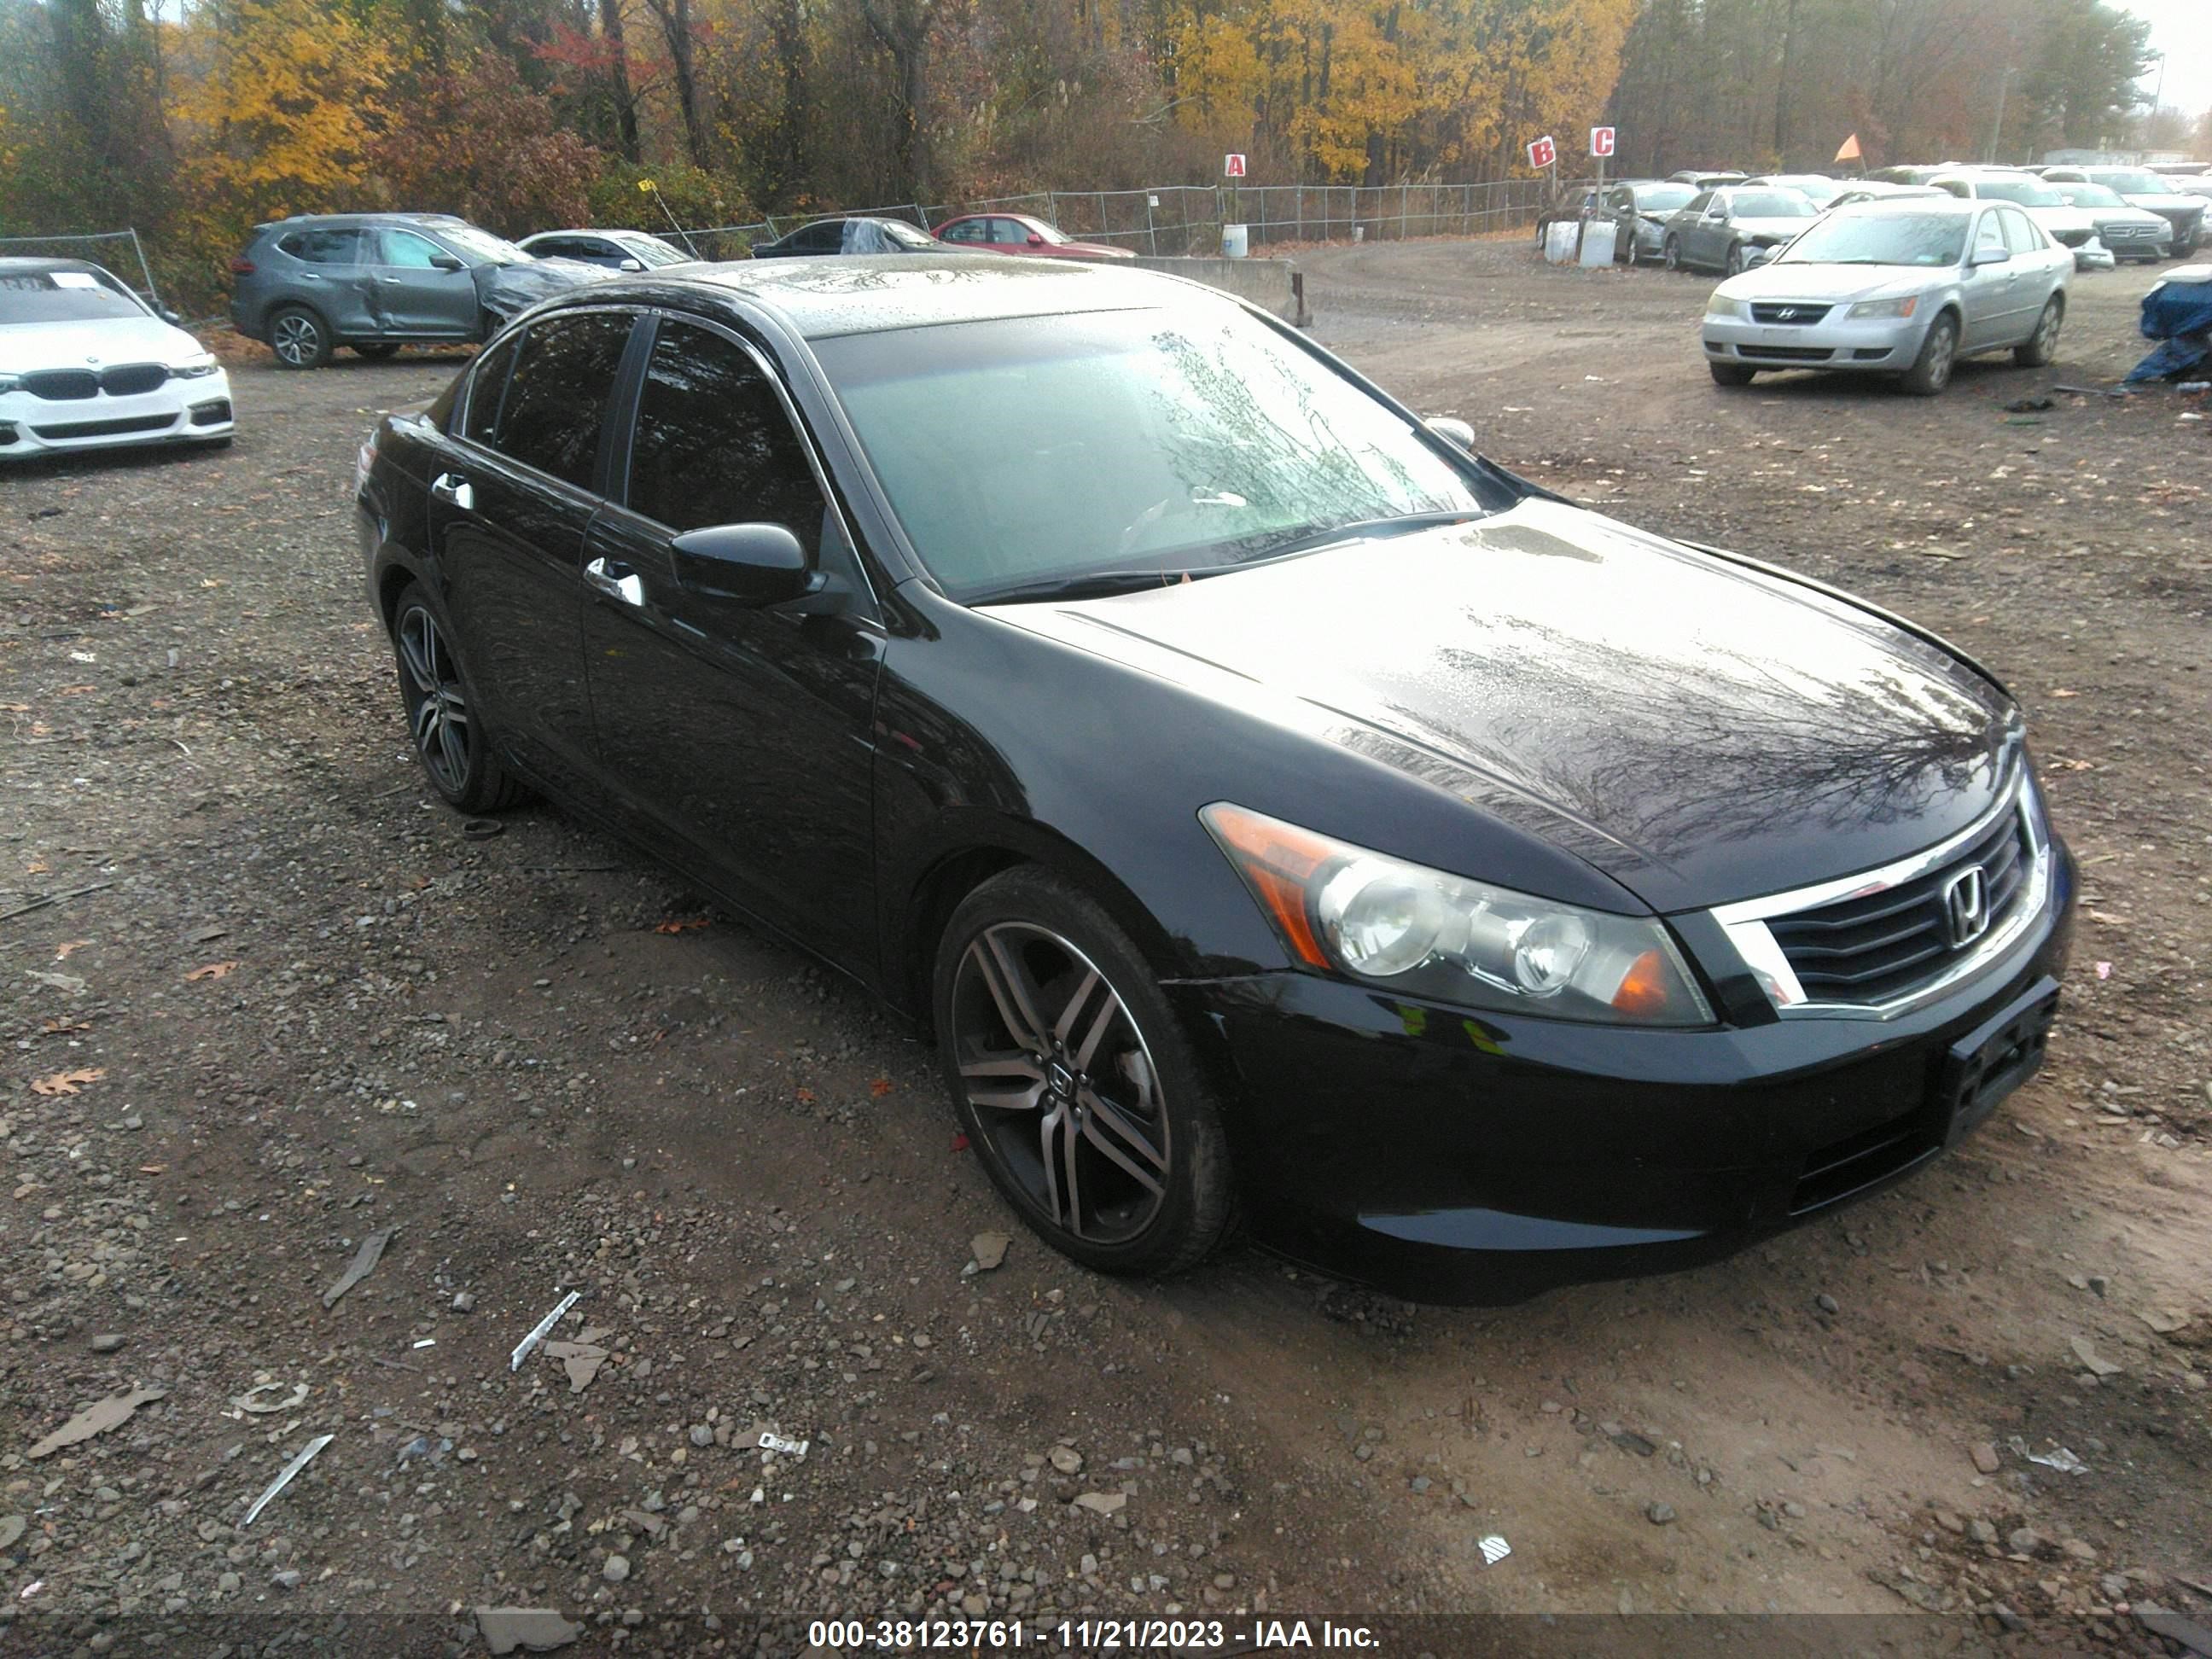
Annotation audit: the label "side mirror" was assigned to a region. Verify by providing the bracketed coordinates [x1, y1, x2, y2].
[429, 253, 465, 272]
[1970, 246, 2010, 266]
[158, 306, 183, 324]
[1027, 233, 1045, 246]
[1424, 416, 1476, 451]
[619, 258, 644, 271]
[669, 522, 818, 607]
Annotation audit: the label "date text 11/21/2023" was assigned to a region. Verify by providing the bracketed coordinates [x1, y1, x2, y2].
[806, 1617, 1384, 1651]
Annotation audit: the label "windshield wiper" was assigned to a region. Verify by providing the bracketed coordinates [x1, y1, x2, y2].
[968, 568, 1204, 605]
[1217, 509, 1485, 563]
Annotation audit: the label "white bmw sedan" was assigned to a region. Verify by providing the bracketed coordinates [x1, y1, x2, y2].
[1701, 198, 2071, 395]
[1, 259, 234, 460]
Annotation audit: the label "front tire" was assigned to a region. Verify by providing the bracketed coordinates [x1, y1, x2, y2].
[389, 583, 525, 813]
[934, 868, 1236, 1278]
[269, 306, 331, 370]
[1900, 312, 1959, 396]
[1725, 241, 1748, 276]
[2015, 295, 2063, 367]
[1663, 236, 1683, 271]
[1709, 361, 1757, 387]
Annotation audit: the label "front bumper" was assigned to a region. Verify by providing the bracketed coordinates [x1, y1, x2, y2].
[0, 373, 234, 458]
[1703, 309, 1924, 373]
[1179, 838, 2074, 1304]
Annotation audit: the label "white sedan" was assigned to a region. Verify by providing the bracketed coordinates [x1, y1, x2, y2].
[1, 259, 233, 460]
[1700, 198, 2071, 395]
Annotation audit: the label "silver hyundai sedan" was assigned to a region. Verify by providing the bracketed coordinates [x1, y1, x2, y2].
[1700, 198, 2071, 395]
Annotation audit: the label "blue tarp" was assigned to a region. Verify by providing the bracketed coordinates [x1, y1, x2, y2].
[2122, 276, 2212, 384]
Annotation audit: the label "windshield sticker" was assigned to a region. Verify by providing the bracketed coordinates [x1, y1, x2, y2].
[49, 271, 102, 288]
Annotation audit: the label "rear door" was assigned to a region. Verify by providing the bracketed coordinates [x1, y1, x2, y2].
[276, 227, 376, 337]
[370, 228, 480, 338]
[580, 314, 884, 968]
[433, 309, 643, 789]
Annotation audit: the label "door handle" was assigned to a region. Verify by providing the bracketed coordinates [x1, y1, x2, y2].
[585, 556, 645, 608]
[430, 472, 474, 511]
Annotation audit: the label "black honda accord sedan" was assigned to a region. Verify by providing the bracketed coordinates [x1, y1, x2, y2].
[354, 257, 2074, 1303]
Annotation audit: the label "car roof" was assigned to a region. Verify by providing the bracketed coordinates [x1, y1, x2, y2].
[542, 255, 1222, 340]
[0, 256, 106, 276]
[255, 212, 472, 233]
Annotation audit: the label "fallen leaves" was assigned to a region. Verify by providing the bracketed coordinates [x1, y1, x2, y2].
[652, 917, 708, 934]
[869, 1077, 894, 1097]
[54, 940, 90, 960]
[40, 1018, 91, 1035]
[32, 1068, 105, 1097]
[184, 960, 240, 981]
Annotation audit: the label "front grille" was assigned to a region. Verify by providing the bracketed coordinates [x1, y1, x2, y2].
[1738, 345, 1834, 362]
[1766, 807, 2033, 1007]
[1749, 303, 1832, 325]
[2052, 227, 2091, 248]
[22, 369, 98, 401]
[2103, 224, 2157, 241]
[99, 363, 168, 396]
[31, 412, 178, 440]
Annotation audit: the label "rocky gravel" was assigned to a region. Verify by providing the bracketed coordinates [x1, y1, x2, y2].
[3, 241, 2209, 1656]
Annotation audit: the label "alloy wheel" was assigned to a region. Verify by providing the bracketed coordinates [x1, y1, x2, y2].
[397, 605, 472, 795]
[950, 922, 1171, 1246]
[1922, 323, 1955, 387]
[273, 312, 323, 368]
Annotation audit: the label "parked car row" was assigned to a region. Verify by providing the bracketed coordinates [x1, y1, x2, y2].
[1555, 161, 2208, 277]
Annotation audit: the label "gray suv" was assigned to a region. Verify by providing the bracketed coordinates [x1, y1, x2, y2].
[229, 213, 608, 368]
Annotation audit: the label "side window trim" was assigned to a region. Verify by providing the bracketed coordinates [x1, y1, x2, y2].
[619, 309, 877, 614]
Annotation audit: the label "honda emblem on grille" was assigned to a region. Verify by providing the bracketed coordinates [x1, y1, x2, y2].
[1943, 865, 1990, 947]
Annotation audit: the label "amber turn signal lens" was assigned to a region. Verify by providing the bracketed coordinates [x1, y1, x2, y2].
[1610, 947, 1674, 1017]
[1201, 803, 1335, 969]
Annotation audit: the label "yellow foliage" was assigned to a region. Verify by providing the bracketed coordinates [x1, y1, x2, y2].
[1161, 0, 1633, 183]
[168, 0, 394, 215]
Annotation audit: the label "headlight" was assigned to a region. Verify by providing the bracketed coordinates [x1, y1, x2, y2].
[1706, 295, 1749, 319]
[172, 354, 221, 378]
[1848, 295, 1918, 319]
[1201, 804, 1714, 1026]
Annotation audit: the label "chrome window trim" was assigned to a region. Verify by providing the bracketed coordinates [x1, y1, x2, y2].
[1708, 778, 2048, 1021]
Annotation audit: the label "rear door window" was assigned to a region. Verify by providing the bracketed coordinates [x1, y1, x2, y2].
[2000, 207, 2043, 254]
[486, 311, 637, 490]
[278, 228, 363, 265]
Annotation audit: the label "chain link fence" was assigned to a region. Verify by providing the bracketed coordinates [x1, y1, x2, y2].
[679, 178, 1580, 259]
[0, 229, 164, 305]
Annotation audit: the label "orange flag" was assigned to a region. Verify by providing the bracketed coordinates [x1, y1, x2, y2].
[1834, 132, 1863, 163]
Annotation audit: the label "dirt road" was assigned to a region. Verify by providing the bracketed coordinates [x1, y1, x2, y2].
[3, 240, 2207, 1654]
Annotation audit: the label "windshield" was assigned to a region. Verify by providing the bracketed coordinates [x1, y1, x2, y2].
[1726, 190, 1817, 218]
[882, 222, 939, 250]
[0, 269, 148, 325]
[2091, 171, 2169, 197]
[1633, 183, 1696, 212]
[816, 308, 1488, 602]
[1023, 220, 1074, 244]
[1766, 176, 1841, 203]
[2057, 183, 2126, 208]
[1970, 177, 2063, 207]
[617, 234, 690, 267]
[1778, 212, 1967, 267]
[436, 224, 529, 265]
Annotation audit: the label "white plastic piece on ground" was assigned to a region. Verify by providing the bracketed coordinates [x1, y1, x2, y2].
[1221, 224, 1249, 259]
[1544, 221, 1579, 264]
[243, 1433, 335, 1526]
[510, 1289, 581, 1372]
[1578, 221, 1618, 267]
[1477, 1534, 1511, 1566]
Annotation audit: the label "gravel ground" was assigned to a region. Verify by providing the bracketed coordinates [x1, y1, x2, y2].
[2, 241, 2208, 1657]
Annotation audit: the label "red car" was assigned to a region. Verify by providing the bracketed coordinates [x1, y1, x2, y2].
[930, 213, 1134, 260]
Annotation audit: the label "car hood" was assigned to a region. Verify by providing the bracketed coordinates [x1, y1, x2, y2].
[477, 258, 614, 312]
[2083, 205, 2172, 230]
[1732, 216, 1819, 242]
[0, 315, 206, 372]
[1713, 261, 1941, 306]
[1060, 242, 1134, 259]
[2122, 193, 2203, 215]
[981, 501, 2017, 912]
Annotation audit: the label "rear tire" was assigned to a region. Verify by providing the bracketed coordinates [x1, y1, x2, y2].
[389, 582, 526, 814]
[1900, 313, 1959, 396]
[2015, 295, 2063, 367]
[933, 867, 1236, 1279]
[269, 306, 331, 370]
[1709, 362, 1757, 387]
